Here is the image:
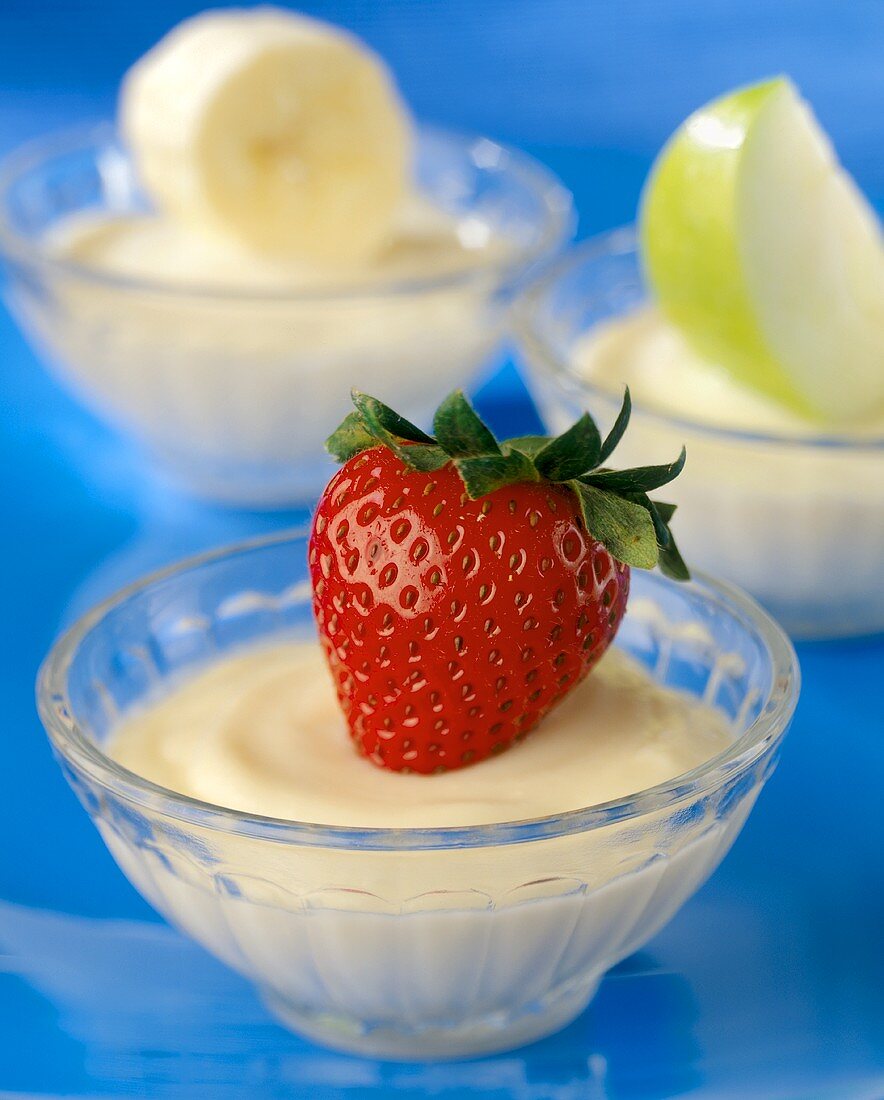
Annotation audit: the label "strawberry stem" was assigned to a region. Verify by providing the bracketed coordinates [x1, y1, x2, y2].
[326, 388, 689, 579]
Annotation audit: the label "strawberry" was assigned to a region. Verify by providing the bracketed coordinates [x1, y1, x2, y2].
[309, 389, 687, 773]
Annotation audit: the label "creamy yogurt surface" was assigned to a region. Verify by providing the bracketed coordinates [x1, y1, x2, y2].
[575, 306, 884, 437]
[46, 197, 504, 291]
[109, 640, 733, 828]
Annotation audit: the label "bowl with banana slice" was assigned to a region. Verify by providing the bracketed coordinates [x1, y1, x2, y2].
[0, 8, 573, 506]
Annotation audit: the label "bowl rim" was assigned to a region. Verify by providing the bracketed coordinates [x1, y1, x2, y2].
[0, 121, 575, 303]
[37, 528, 799, 851]
[514, 226, 884, 451]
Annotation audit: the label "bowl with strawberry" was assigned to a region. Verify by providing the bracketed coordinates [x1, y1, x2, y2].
[38, 390, 798, 1059]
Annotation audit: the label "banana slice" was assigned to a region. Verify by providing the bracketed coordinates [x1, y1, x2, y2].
[120, 7, 413, 265]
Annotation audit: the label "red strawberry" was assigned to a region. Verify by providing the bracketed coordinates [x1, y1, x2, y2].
[309, 390, 686, 773]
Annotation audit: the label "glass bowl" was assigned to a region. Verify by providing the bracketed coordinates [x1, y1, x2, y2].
[0, 124, 573, 507]
[37, 530, 797, 1060]
[516, 229, 884, 638]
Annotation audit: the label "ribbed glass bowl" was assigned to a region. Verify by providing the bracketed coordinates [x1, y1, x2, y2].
[0, 124, 573, 506]
[515, 229, 884, 638]
[37, 530, 798, 1060]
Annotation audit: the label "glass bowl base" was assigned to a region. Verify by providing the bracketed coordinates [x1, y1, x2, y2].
[261, 974, 601, 1061]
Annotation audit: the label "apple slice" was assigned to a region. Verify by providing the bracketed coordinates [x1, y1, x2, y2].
[640, 77, 884, 423]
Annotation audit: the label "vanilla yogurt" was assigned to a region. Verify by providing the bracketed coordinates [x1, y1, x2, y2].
[17, 178, 512, 505]
[48, 196, 499, 292]
[93, 635, 748, 1056]
[526, 293, 884, 636]
[574, 306, 884, 436]
[109, 640, 733, 828]
[5, 122, 564, 508]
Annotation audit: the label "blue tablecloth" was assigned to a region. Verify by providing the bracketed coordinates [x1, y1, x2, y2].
[1, 3, 882, 1095]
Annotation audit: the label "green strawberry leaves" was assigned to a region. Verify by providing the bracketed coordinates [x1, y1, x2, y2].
[353, 391, 436, 445]
[347, 392, 447, 471]
[598, 387, 632, 463]
[534, 413, 602, 481]
[573, 484, 659, 569]
[433, 390, 502, 457]
[325, 387, 689, 578]
[503, 435, 551, 460]
[658, 536, 690, 582]
[583, 447, 687, 494]
[326, 410, 377, 463]
[454, 450, 538, 498]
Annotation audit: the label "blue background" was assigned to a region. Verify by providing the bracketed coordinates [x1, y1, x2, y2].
[0, 2, 882, 1096]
